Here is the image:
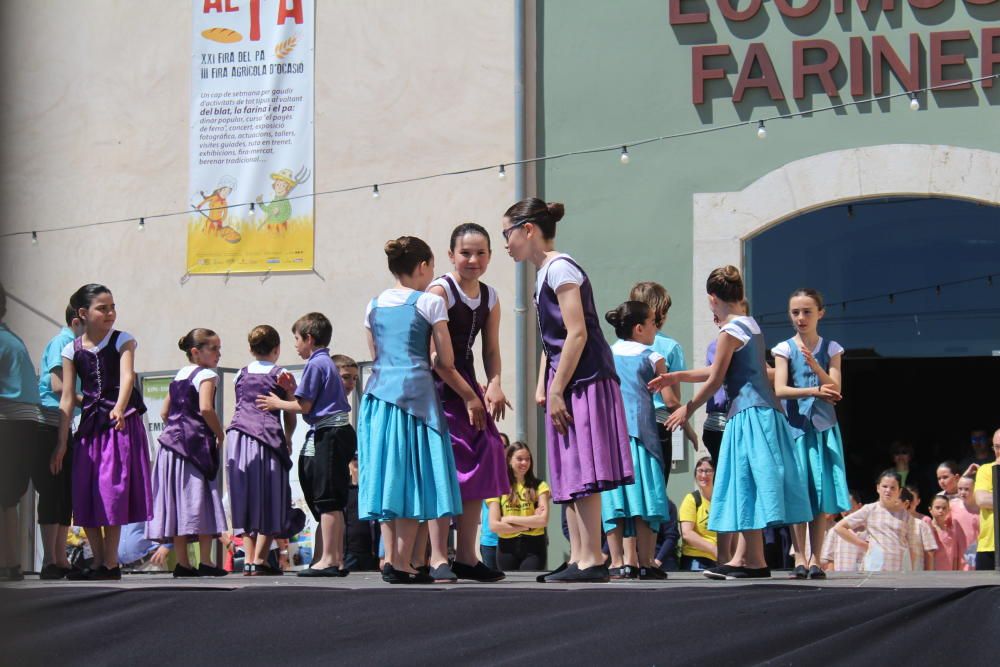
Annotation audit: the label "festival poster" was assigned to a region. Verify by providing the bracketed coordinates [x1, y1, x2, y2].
[187, 0, 314, 274]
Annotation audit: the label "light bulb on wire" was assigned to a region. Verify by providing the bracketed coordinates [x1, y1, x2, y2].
[756, 120, 767, 140]
[372, 184, 380, 199]
[620, 146, 630, 164]
[909, 93, 919, 111]
[138, 217, 145, 232]
[498, 164, 506, 180]
[31, 231, 38, 245]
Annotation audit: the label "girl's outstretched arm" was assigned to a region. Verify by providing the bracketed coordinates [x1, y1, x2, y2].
[664, 332, 740, 431]
[653, 358, 700, 453]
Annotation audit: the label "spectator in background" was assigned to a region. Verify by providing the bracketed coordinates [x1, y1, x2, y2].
[935, 461, 962, 500]
[928, 495, 967, 572]
[889, 441, 916, 492]
[900, 487, 937, 570]
[343, 456, 378, 571]
[951, 474, 979, 570]
[677, 457, 717, 571]
[118, 521, 171, 572]
[486, 443, 550, 572]
[959, 429, 995, 475]
[821, 491, 865, 572]
[973, 430, 999, 571]
[653, 499, 680, 572]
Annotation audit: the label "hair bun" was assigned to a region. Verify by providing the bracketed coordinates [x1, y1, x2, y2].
[178, 336, 188, 351]
[604, 309, 620, 327]
[546, 202, 565, 223]
[384, 238, 405, 260]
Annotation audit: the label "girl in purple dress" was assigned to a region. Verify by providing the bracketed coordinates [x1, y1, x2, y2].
[52, 284, 152, 581]
[146, 328, 228, 577]
[427, 223, 510, 582]
[226, 325, 297, 576]
[502, 199, 633, 583]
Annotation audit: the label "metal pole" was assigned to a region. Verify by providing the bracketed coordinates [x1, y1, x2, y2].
[993, 463, 999, 571]
[513, 0, 528, 445]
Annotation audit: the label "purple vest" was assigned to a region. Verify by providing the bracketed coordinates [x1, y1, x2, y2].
[535, 256, 618, 391]
[439, 274, 489, 379]
[227, 365, 292, 469]
[73, 330, 147, 439]
[158, 370, 219, 480]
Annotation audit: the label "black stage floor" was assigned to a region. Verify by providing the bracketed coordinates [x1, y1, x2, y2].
[2, 572, 999, 666]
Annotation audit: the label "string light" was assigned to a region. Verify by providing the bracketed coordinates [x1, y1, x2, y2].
[888, 294, 895, 304]
[935, 285, 941, 296]
[1, 73, 996, 243]
[249, 202, 255, 213]
[138, 217, 145, 232]
[847, 205, 854, 218]
[498, 164, 506, 180]
[988, 275, 993, 287]
[31, 231, 38, 245]
[372, 184, 380, 199]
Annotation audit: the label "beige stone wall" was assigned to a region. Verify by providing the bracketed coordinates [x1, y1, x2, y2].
[0, 1, 521, 431]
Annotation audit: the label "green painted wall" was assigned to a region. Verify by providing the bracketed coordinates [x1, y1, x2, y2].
[535, 0, 999, 549]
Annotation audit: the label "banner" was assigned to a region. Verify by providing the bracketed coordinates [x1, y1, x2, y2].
[188, 0, 314, 274]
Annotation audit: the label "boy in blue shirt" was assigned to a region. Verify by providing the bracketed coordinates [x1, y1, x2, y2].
[35, 305, 85, 579]
[258, 312, 354, 577]
[0, 282, 42, 581]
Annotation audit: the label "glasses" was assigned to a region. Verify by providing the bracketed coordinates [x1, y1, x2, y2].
[971, 436, 987, 444]
[502, 217, 531, 242]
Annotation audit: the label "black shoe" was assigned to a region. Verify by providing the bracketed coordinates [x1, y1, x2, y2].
[384, 565, 434, 584]
[429, 563, 457, 583]
[608, 566, 633, 580]
[638, 566, 668, 580]
[40, 564, 71, 580]
[792, 565, 808, 579]
[808, 565, 826, 580]
[744, 567, 771, 579]
[250, 563, 283, 576]
[197, 563, 228, 577]
[451, 560, 504, 582]
[173, 564, 200, 578]
[91, 566, 121, 581]
[3, 565, 23, 582]
[296, 565, 340, 577]
[536, 562, 569, 583]
[243, 564, 255, 577]
[549, 564, 610, 583]
[381, 563, 393, 582]
[703, 564, 745, 580]
[66, 567, 97, 581]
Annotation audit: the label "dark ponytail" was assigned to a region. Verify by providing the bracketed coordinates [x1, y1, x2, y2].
[503, 198, 565, 240]
[178, 328, 218, 361]
[604, 301, 650, 340]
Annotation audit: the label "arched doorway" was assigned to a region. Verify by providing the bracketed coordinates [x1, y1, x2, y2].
[745, 196, 1000, 502]
[691, 144, 1000, 503]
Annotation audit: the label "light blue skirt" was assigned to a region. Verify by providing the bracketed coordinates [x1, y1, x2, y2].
[600, 437, 667, 535]
[357, 395, 463, 521]
[797, 423, 851, 516]
[709, 406, 813, 533]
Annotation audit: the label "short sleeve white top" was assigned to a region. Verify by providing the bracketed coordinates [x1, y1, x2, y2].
[61, 330, 136, 360]
[534, 253, 584, 299]
[364, 288, 448, 329]
[719, 316, 761, 351]
[611, 339, 663, 372]
[771, 338, 845, 360]
[175, 365, 218, 387]
[428, 275, 498, 311]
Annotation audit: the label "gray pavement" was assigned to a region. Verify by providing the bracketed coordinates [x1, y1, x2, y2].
[5, 569, 999, 592]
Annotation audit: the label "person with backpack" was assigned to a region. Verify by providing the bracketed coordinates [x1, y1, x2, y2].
[679, 457, 717, 571]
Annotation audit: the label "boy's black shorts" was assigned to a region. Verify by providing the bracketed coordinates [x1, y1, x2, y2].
[33, 424, 73, 525]
[298, 424, 357, 520]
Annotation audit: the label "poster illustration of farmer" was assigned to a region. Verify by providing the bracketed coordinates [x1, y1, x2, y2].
[256, 167, 310, 233]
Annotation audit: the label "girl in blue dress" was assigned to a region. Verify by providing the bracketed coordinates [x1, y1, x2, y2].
[772, 288, 850, 579]
[650, 266, 812, 579]
[358, 236, 486, 584]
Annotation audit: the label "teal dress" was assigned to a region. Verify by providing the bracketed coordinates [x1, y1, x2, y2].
[710, 319, 813, 533]
[600, 341, 668, 535]
[778, 338, 851, 516]
[357, 291, 463, 521]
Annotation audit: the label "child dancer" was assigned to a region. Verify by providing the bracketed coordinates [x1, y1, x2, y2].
[952, 475, 979, 569]
[650, 266, 812, 580]
[147, 328, 228, 577]
[226, 325, 296, 576]
[257, 313, 354, 577]
[935, 461, 961, 500]
[427, 223, 509, 582]
[502, 198, 633, 583]
[901, 486, 938, 570]
[52, 284, 152, 581]
[359, 236, 485, 584]
[835, 471, 924, 572]
[600, 301, 669, 580]
[928, 494, 967, 571]
[771, 288, 849, 579]
[486, 442, 551, 571]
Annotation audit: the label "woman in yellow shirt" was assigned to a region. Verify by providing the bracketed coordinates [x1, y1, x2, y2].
[486, 443, 550, 571]
[679, 457, 718, 571]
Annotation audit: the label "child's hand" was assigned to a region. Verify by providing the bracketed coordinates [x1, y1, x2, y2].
[109, 406, 126, 431]
[964, 463, 979, 477]
[546, 391, 573, 435]
[484, 383, 510, 421]
[647, 373, 678, 393]
[466, 398, 486, 431]
[50, 443, 68, 476]
[799, 345, 821, 370]
[665, 404, 689, 431]
[534, 385, 546, 407]
[277, 372, 297, 393]
[151, 546, 171, 568]
[815, 384, 841, 403]
[256, 392, 282, 411]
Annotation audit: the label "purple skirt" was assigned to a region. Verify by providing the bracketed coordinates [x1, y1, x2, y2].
[439, 366, 510, 502]
[225, 430, 289, 536]
[545, 375, 633, 503]
[146, 446, 227, 540]
[72, 413, 152, 527]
